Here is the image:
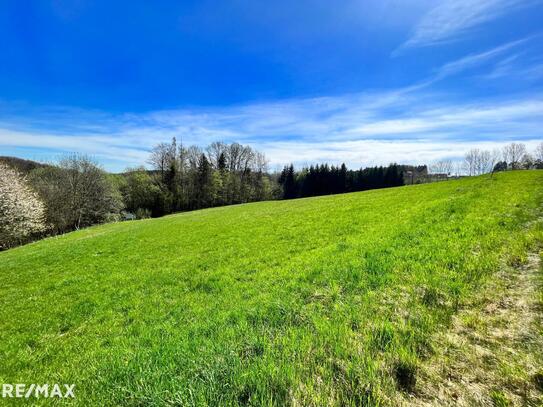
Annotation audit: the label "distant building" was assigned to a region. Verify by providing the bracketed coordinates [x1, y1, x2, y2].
[122, 212, 137, 221]
[400, 165, 449, 185]
[401, 165, 428, 185]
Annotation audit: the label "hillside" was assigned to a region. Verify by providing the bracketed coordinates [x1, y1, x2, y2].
[1, 171, 542, 405]
[0, 156, 49, 174]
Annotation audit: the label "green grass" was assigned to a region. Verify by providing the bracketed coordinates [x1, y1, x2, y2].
[1, 171, 542, 406]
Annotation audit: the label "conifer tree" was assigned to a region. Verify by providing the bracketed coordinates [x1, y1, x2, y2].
[279, 164, 297, 199]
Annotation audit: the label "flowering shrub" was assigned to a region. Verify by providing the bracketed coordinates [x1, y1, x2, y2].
[0, 163, 47, 249]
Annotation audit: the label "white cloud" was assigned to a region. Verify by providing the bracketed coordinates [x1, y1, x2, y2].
[347, 119, 436, 136]
[432, 38, 530, 79]
[483, 56, 543, 81]
[1, 40, 542, 172]
[259, 139, 543, 169]
[0, 128, 150, 165]
[2, 92, 542, 171]
[398, 0, 535, 50]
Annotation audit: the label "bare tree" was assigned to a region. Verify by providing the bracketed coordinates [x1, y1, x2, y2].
[534, 142, 543, 162]
[227, 143, 244, 171]
[253, 151, 269, 173]
[464, 149, 479, 176]
[148, 142, 175, 179]
[206, 141, 227, 168]
[186, 145, 204, 169]
[453, 161, 463, 177]
[430, 159, 453, 175]
[0, 163, 47, 248]
[239, 145, 255, 173]
[477, 150, 493, 175]
[502, 143, 527, 170]
[465, 148, 500, 175]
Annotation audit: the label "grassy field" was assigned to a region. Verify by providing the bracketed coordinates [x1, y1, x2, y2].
[1, 171, 542, 406]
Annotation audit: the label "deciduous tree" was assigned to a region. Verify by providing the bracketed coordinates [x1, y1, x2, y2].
[29, 154, 123, 232]
[502, 143, 527, 170]
[0, 163, 47, 248]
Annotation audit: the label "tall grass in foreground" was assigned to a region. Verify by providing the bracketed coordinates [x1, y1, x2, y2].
[0, 171, 542, 406]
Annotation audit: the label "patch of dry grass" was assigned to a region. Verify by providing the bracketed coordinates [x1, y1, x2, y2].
[401, 247, 543, 406]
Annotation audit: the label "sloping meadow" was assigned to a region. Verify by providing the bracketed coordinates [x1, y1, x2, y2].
[1, 171, 542, 405]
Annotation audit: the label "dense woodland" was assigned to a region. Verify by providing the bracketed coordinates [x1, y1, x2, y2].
[1, 141, 542, 249]
[279, 163, 405, 199]
[139, 139, 277, 216]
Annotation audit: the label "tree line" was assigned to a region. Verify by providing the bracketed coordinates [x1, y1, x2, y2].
[136, 138, 278, 216]
[429, 142, 543, 177]
[1, 141, 542, 249]
[278, 163, 405, 199]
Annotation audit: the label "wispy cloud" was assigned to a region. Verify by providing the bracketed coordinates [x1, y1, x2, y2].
[259, 139, 543, 170]
[1, 91, 541, 171]
[392, 36, 537, 93]
[398, 0, 535, 51]
[483, 54, 543, 81]
[1, 40, 541, 171]
[433, 38, 531, 79]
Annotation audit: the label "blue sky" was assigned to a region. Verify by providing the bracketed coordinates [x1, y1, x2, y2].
[0, 0, 542, 171]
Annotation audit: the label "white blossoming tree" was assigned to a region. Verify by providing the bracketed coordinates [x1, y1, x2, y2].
[0, 163, 47, 248]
